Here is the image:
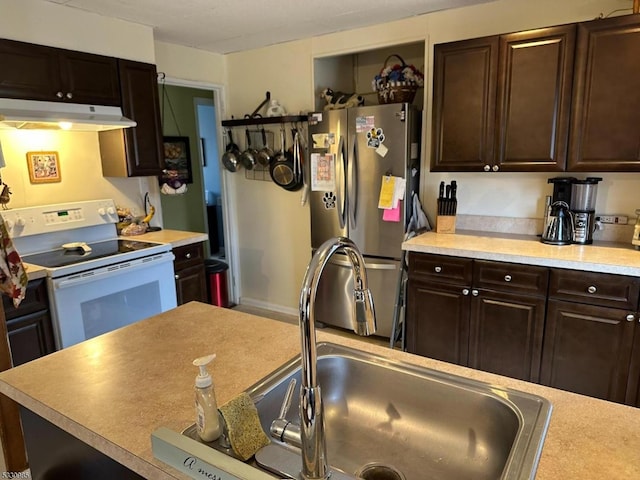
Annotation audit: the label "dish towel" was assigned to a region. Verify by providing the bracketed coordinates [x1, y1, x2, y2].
[0, 215, 27, 308]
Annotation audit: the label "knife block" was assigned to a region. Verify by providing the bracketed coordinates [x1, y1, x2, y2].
[436, 215, 456, 234]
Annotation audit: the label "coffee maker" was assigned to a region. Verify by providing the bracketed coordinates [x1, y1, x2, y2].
[541, 177, 576, 245]
[570, 177, 602, 245]
[542, 176, 602, 245]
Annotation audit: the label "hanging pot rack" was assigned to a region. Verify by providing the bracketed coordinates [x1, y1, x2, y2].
[221, 91, 308, 127]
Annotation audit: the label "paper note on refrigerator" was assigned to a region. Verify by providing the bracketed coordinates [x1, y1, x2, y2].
[382, 202, 401, 222]
[311, 153, 336, 191]
[378, 175, 406, 209]
[378, 176, 396, 209]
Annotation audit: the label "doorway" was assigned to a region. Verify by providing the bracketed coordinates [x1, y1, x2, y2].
[158, 78, 238, 305]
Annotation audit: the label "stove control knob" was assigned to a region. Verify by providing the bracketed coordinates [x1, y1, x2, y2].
[14, 217, 25, 227]
[106, 207, 116, 215]
[98, 208, 106, 215]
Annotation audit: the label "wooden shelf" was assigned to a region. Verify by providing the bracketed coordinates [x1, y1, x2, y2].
[221, 115, 308, 127]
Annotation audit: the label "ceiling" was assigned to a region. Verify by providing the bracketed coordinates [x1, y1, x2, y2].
[43, 0, 495, 54]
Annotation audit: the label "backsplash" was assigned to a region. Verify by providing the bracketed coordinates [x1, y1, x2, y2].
[456, 214, 635, 244]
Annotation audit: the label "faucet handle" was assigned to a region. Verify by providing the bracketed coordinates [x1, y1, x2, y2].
[278, 378, 297, 419]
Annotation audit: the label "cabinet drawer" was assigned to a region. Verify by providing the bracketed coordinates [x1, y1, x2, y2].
[2, 278, 49, 320]
[473, 260, 549, 296]
[408, 252, 472, 285]
[549, 268, 640, 309]
[173, 242, 205, 270]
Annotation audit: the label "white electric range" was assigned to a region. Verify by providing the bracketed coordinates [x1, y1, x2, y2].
[1, 199, 177, 349]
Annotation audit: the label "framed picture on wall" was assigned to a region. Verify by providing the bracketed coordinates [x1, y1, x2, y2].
[26, 151, 62, 183]
[161, 136, 193, 186]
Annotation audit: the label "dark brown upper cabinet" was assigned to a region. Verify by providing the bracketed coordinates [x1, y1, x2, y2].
[568, 15, 640, 172]
[99, 60, 164, 177]
[432, 25, 575, 172]
[431, 37, 498, 172]
[495, 25, 575, 172]
[0, 38, 120, 106]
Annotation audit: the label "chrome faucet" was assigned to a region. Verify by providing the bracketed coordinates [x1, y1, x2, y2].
[297, 236, 377, 480]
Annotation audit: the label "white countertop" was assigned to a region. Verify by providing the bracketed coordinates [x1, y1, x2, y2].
[403, 230, 640, 276]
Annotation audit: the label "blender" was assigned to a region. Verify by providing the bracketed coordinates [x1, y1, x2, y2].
[570, 177, 602, 245]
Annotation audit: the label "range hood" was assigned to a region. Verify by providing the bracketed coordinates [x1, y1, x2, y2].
[0, 98, 136, 131]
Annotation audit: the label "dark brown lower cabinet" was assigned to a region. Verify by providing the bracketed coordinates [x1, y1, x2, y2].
[540, 300, 636, 403]
[469, 290, 545, 382]
[406, 279, 470, 365]
[2, 279, 55, 366]
[173, 242, 207, 305]
[626, 326, 640, 407]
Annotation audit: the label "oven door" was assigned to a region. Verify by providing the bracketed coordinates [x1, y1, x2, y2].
[48, 252, 177, 349]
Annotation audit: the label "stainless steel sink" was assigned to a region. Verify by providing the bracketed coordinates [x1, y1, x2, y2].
[245, 342, 552, 480]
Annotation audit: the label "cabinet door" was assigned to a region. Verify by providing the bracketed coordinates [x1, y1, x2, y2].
[626, 318, 640, 406]
[6, 310, 55, 367]
[58, 49, 120, 105]
[469, 290, 545, 382]
[540, 300, 635, 403]
[175, 264, 207, 305]
[431, 36, 498, 172]
[568, 15, 640, 171]
[406, 279, 470, 365]
[495, 25, 575, 171]
[0, 39, 62, 101]
[117, 59, 164, 176]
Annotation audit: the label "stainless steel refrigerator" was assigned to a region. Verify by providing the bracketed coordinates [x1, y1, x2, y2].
[308, 103, 421, 338]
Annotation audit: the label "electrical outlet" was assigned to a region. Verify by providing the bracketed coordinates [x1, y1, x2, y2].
[596, 214, 629, 224]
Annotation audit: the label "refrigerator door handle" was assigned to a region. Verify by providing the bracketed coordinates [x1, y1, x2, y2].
[337, 135, 347, 229]
[329, 257, 397, 270]
[348, 134, 358, 228]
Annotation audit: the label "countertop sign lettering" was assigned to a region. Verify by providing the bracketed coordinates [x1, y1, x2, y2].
[184, 455, 231, 480]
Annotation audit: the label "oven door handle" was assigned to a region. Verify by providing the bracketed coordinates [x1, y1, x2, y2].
[53, 253, 174, 289]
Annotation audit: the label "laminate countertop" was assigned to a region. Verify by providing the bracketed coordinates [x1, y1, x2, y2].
[402, 230, 640, 276]
[0, 302, 638, 479]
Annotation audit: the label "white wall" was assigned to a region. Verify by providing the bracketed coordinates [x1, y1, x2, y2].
[224, 0, 637, 312]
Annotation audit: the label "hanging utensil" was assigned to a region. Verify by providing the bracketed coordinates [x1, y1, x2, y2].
[256, 127, 274, 166]
[270, 126, 300, 191]
[240, 127, 257, 170]
[221, 128, 241, 172]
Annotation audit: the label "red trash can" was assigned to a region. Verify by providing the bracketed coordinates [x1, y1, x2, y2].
[205, 259, 229, 307]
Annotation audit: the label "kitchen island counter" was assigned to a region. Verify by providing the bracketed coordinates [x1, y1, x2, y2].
[0, 302, 638, 479]
[403, 230, 640, 276]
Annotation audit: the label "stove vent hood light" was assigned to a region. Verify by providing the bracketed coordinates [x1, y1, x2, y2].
[0, 98, 136, 131]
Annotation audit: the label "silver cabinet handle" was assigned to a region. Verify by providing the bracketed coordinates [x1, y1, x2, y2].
[483, 164, 490, 172]
[492, 165, 499, 172]
[462, 288, 470, 296]
[587, 286, 597, 294]
[434, 266, 442, 273]
[56, 91, 64, 98]
[66, 92, 73, 99]
[504, 275, 512, 282]
[174, 274, 179, 280]
[185, 253, 192, 259]
[472, 289, 479, 296]
[626, 314, 635, 322]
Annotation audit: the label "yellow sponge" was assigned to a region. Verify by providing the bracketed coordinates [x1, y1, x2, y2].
[218, 392, 270, 460]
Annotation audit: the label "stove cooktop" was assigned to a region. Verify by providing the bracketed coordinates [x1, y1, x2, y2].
[22, 239, 166, 269]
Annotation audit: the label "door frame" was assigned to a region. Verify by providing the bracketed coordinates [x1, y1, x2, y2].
[161, 76, 240, 305]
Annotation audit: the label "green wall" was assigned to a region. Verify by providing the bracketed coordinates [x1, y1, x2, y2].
[159, 85, 213, 233]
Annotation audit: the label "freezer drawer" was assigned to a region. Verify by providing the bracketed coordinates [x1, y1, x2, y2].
[314, 254, 400, 338]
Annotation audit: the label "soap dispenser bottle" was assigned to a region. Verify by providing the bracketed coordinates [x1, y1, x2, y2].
[193, 354, 222, 442]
